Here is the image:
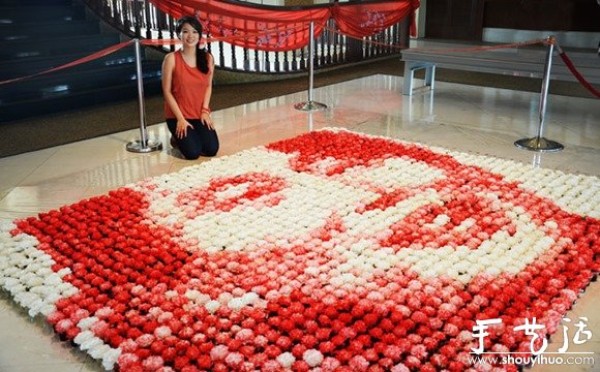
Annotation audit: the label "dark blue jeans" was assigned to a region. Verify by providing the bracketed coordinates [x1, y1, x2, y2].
[166, 119, 219, 160]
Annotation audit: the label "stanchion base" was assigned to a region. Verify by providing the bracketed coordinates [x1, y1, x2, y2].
[294, 101, 327, 111]
[514, 137, 564, 152]
[126, 140, 163, 153]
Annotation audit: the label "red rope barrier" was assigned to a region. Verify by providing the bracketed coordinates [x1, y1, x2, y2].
[140, 38, 180, 47]
[0, 40, 133, 86]
[557, 50, 600, 99]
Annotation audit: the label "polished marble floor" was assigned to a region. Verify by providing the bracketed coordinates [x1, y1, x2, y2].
[0, 74, 599, 371]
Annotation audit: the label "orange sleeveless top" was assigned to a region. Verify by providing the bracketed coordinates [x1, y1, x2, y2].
[164, 51, 210, 119]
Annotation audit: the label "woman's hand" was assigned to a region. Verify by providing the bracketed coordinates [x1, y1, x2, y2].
[176, 118, 193, 138]
[201, 111, 214, 130]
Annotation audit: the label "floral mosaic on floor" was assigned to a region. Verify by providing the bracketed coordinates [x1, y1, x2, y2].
[1, 128, 599, 371]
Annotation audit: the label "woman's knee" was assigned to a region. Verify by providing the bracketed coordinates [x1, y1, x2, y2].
[203, 145, 219, 157]
[182, 146, 218, 159]
[202, 140, 219, 157]
[181, 147, 203, 160]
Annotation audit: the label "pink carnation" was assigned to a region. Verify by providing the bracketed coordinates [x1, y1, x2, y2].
[407, 280, 423, 291]
[210, 344, 229, 361]
[410, 344, 427, 359]
[383, 345, 402, 359]
[404, 355, 422, 369]
[449, 295, 465, 307]
[46, 311, 65, 325]
[154, 326, 172, 339]
[443, 323, 459, 337]
[320, 357, 341, 372]
[348, 355, 369, 371]
[391, 363, 410, 372]
[430, 354, 448, 368]
[457, 330, 473, 343]
[322, 294, 337, 306]
[90, 320, 109, 336]
[130, 285, 146, 296]
[225, 352, 244, 367]
[117, 353, 139, 368]
[339, 327, 357, 340]
[70, 309, 90, 324]
[429, 317, 443, 330]
[119, 339, 138, 352]
[136, 334, 155, 348]
[366, 291, 384, 302]
[94, 307, 114, 319]
[254, 335, 269, 348]
[148, 307, 163, 318]
[262, 360, 282, 372]
[560, 289, 578, 302]
[55, 318, 74, 333]
[158, 312, 174, 323]
[142, 356, 164, 370]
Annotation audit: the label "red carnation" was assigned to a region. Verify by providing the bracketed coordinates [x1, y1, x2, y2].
[335, 349, 352, 363]
[150, 340, 166, 354]
[279, 319, 295, 332]
[301, 334, 318, 348]
[174, 356, 191, 370]
[331, 334, 346, 347]
[364, 348, 379, 362]
[275, 336, 292, 350]
[317, 341, 334, 354]
[292, 343, 307, 358]
[317, 314, 332, 326]
[292, 360, 310, 372]
[304, 320, 319, 333]
[404, 355, 422, 369]
[363, 313, 379, 326]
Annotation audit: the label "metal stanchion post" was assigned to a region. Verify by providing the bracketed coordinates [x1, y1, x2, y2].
[127, 38, 162, 153]
[514, 36, 563, 152]
[295, 21, 327, 111]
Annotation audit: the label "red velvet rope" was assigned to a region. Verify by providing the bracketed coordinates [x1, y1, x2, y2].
[558, 50, 600, 99]
[0, 41, 133, 86]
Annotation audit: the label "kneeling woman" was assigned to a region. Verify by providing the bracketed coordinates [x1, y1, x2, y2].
[162, 15, 219, 159]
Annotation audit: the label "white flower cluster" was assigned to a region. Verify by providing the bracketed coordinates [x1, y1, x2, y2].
[75, 317, 121, 370]
[138, 149, 372, 254]
[451, 151, 600, 219]
[0, 221, 77, 318]
[185, 285, 264, 313]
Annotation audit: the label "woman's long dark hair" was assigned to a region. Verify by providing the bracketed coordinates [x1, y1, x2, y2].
[176, 16, 209, 74]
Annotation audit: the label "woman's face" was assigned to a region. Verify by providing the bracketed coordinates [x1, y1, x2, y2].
[179, 23, 200, 47]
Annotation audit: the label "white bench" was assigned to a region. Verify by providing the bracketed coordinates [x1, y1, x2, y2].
[401, 40, 600, 95]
